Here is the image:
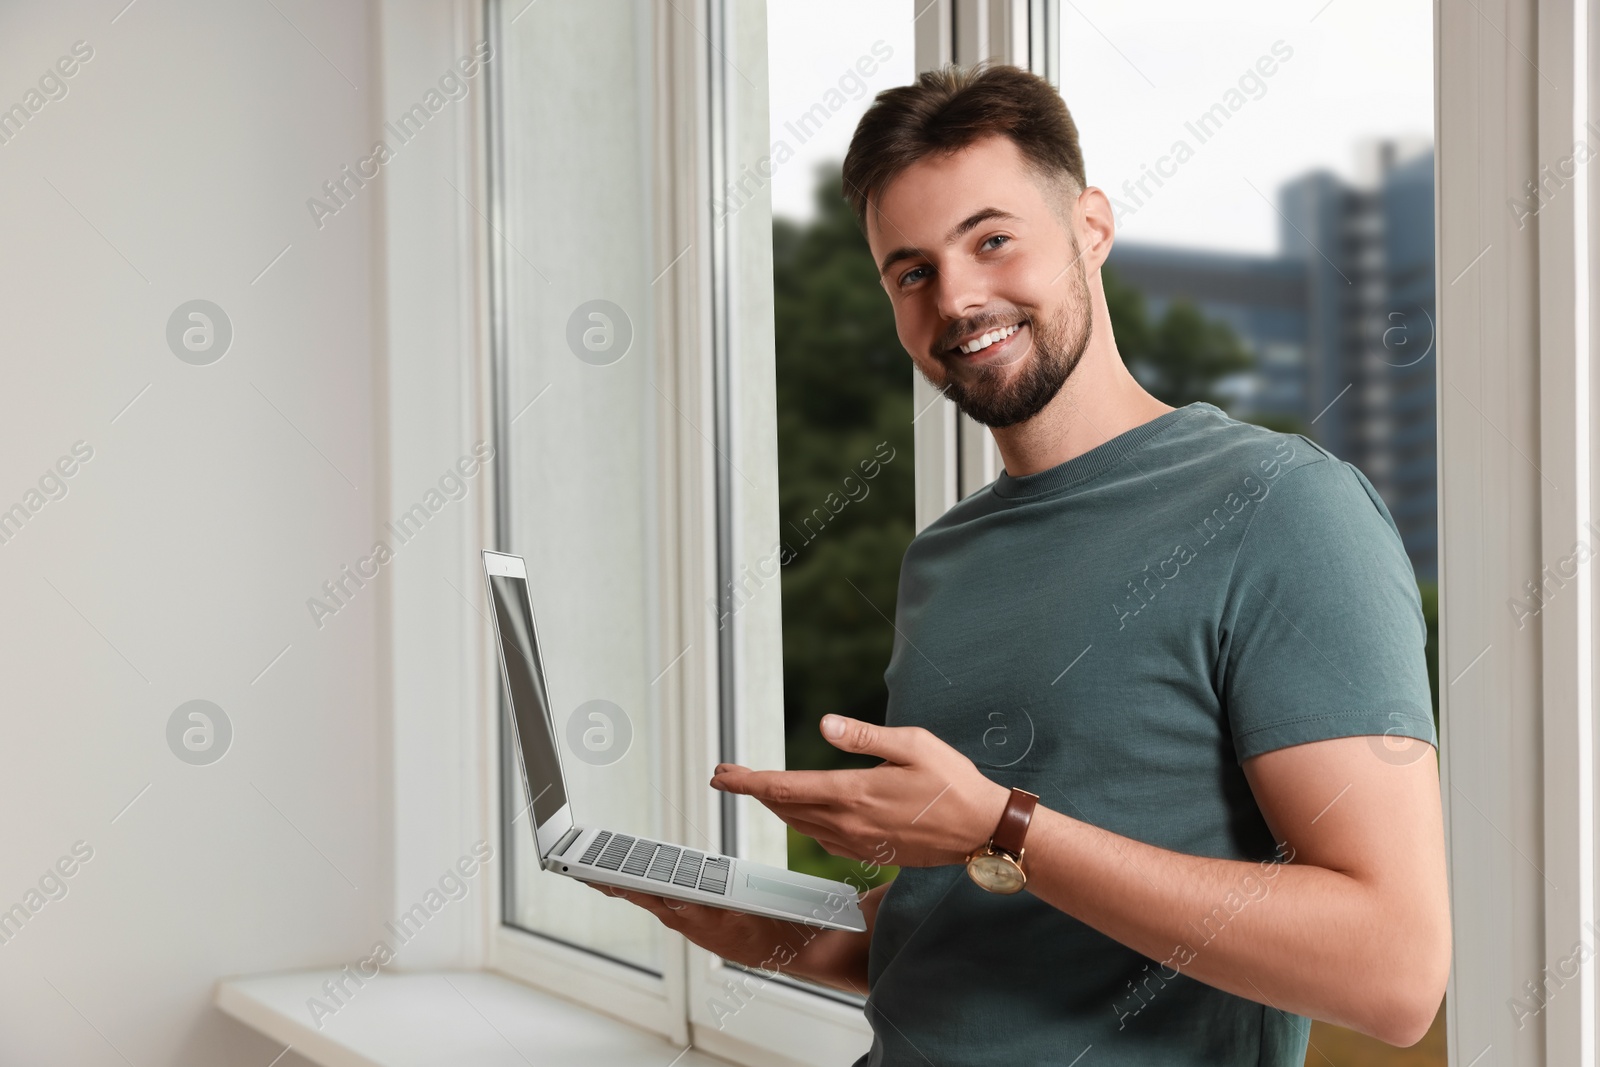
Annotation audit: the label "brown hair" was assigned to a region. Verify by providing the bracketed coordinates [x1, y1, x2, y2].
[840, 61, 1086, 234]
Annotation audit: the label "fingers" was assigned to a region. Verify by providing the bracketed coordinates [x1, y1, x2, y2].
[584, 882, 701, 920]
[587, 882, 653, 910]
[586, 882, 639, 902]
[818, 716, 925, 764]
[710, 767, 854, 805]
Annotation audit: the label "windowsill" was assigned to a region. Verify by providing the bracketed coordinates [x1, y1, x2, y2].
[216, 969, 740, 1067]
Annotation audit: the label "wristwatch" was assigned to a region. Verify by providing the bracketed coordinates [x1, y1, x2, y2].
[965, 787, 1040, 894]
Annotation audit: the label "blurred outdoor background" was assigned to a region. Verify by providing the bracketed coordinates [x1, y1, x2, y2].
[767, 2, 1443, 1061]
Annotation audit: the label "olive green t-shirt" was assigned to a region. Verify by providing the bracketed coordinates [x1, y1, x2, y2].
[853, 402, 1437, 1066]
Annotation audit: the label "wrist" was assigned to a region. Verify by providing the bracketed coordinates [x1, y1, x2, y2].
[963, 784, 1041, 895]
[964, 778, 1013, 858]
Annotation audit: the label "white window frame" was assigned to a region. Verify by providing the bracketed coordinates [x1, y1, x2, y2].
[375, 0, 1598, 1063]
[1437, 0, 1597, 1062]
[910, 0, 1043, 526]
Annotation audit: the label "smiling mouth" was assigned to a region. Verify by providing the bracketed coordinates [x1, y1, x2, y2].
[949, 321, 1025, 359]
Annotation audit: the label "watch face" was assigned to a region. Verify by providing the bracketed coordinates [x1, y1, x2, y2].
[966, 853, 1026, 894]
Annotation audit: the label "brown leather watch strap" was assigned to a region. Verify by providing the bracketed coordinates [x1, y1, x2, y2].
[990, 787, 1039, 857]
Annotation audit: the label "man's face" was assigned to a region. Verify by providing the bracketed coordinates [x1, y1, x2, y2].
[865, 134, 1093, 428]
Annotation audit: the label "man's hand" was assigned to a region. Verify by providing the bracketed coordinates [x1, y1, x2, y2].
[709, 714, 1010, 868]
[579, 882, 788, 965]
[580, 880, 889, 996]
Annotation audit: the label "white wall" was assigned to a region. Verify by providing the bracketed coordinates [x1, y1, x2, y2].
[0, 1, 488, 1062]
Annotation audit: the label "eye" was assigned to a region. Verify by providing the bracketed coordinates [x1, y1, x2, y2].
[981, 234, 1010, 251]
[897, 265, 929, 288]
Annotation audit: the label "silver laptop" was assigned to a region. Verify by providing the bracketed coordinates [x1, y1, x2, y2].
[482, 550, 867, 932]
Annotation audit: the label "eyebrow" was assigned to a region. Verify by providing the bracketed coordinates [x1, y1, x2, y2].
[876, 207, 1022, 278]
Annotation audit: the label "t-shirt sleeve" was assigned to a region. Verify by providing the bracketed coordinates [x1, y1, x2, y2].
[1216, 451, 1437, 763]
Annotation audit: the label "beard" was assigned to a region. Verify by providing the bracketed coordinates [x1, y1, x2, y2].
[931, 249, 1094, 429]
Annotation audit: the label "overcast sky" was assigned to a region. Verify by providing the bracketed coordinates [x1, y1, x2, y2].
[766, 0, 1433, 255]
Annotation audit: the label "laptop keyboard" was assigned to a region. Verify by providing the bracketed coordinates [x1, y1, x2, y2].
[573, 831, 731, 896]
[578, 832, 610, 866]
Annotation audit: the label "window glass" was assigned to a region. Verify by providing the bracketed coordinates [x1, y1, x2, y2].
[494, 0, 665, 973]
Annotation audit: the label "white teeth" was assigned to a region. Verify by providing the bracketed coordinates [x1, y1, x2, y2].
[958, 322, 1020, 354]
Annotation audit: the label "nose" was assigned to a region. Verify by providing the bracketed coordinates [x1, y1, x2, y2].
[932, 258, 990, 340]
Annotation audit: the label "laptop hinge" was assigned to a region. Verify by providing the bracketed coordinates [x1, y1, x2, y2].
[551, 826, 583, 858]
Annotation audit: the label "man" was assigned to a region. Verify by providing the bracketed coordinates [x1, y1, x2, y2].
[591, 62, 1450, 1065]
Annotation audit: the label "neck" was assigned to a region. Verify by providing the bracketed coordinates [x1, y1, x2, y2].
[988, 293, 1176, 478]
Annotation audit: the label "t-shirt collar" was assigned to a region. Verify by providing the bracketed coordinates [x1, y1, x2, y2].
[990, 401, 1216, 501]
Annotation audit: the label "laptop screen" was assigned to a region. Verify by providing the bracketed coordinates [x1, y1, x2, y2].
[487, 574, 569, 832]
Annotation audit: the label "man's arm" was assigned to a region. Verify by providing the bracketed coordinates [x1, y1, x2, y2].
[587, 879, 891, 996]
[714, 712, 1451, 1047]
[1018, 733, 1451, 1047]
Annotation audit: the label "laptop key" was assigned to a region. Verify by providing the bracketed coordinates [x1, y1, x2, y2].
[671, 850, 705, 888]
[595, 833, 636, 871]
[621, 841, 659, 877]
[645, 845, 680, 882]
[578, 831, 612, 867]
[697, 857, 731, 895]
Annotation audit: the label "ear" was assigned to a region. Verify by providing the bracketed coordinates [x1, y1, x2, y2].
[1075, 186, 1116, 273]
